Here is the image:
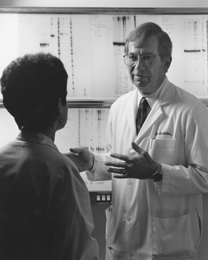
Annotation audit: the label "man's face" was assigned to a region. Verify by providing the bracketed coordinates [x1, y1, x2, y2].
[127, 35, 169, 95]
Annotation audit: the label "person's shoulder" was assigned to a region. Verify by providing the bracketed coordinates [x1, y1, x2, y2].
[24, 142, 79, 177]
[43, 146, 79, 173]
[54, 153, 88, 191]
[0, 142, 12, 154]
[36, 147, 82, 188]
[173, 84, 205, 109]
[163, 78, 205, 110]
[112, 89, 137, 107]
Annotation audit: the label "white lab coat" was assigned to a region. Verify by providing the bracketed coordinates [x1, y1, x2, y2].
[87, 77, 208, 260]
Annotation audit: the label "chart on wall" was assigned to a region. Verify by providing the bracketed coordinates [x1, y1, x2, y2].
[55, 107, 111, 191]
[0, 12, 208, 191]
[0, 13, 208, 101]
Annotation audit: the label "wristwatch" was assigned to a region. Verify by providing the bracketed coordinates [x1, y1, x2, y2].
[152, 164, 163, 182]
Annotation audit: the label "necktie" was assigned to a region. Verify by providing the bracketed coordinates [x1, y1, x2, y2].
[136, 97, 151, 134]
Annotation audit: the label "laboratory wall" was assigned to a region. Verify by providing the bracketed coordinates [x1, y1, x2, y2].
[0, 13, 208, 101]
[1, 8, 208, 260]
[1, 12, 208, 191]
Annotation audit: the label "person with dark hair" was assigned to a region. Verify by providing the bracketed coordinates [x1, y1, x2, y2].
[0, 52, 99, 260]
[68, 22, 208, 259]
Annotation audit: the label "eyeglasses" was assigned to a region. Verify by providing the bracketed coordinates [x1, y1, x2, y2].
[123, 53, 160, 67]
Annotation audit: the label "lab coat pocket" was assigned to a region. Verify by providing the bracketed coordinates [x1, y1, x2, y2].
[152, 212, 200, 256]
[150, 139, 176, 164]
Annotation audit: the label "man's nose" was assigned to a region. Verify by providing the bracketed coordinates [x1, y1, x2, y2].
[134, 57, 145, 70]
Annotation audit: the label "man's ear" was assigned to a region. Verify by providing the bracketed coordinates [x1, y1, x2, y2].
[164, 57, 172, 73]
[58, 98, 62, 116]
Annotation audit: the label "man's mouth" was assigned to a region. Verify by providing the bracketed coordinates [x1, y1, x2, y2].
[134, 75, 147, 80]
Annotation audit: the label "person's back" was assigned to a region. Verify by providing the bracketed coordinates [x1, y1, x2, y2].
[0, 134, 59, 259]
[0, 130, 98, 260]
[0, 53, 99, 260]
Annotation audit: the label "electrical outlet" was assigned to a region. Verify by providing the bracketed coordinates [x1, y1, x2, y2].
[96, 193, 111, 203]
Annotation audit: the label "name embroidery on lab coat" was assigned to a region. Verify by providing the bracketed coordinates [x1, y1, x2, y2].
[155, 131, 172, 137]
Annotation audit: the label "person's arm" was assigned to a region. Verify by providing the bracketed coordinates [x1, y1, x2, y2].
[65, 107, 116, 181]
[106, 102, 208, 195]
[65, 148, 112, 181]
[65, 147, 94, 172]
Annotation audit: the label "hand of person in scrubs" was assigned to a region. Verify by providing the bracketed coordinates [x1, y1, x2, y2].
[65, 148, 94, 172]
[105, 142, 160, 179]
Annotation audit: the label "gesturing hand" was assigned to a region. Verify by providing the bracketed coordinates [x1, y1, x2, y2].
[105, 142, 159, 179]
[65, 147, 94, 172]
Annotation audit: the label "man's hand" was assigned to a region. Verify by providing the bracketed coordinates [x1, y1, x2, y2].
[105, 142, 160, 179]
[65, 147, 94, 172]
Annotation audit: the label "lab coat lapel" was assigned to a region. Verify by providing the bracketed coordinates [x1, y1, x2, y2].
[134, 78, 174, 144]
[135, 99, 163, 143]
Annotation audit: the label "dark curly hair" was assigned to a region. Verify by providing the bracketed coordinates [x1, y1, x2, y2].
[1, 52, 68, 130]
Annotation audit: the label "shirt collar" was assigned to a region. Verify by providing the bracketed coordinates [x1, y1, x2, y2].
[137, 76, 166, 109]
[17, 129, 59, 151]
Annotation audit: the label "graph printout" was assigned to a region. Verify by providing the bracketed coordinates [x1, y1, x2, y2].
[1, 14, 208, 100]
[1, 13, 208, 191]
[55, 108, 111, 191]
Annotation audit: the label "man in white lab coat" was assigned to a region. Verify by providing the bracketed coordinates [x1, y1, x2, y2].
[69, 22, 208, 260]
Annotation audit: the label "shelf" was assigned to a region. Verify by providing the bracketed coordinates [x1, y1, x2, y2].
[0, 7, 208, 15]
[1, 97, 208, 108]
[0, 99, 114, 108]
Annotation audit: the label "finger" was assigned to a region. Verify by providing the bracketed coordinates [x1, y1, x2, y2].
[107, 167, 125, 174]
[110, 153, 129, 161]
[131, 142, 146, 155]
[69, 147, 83, 154]
[132, 142, 153, 162]
[113, 175, 128, 179]
[108, 168, 128, 179]
[105, 161, 126, 168]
